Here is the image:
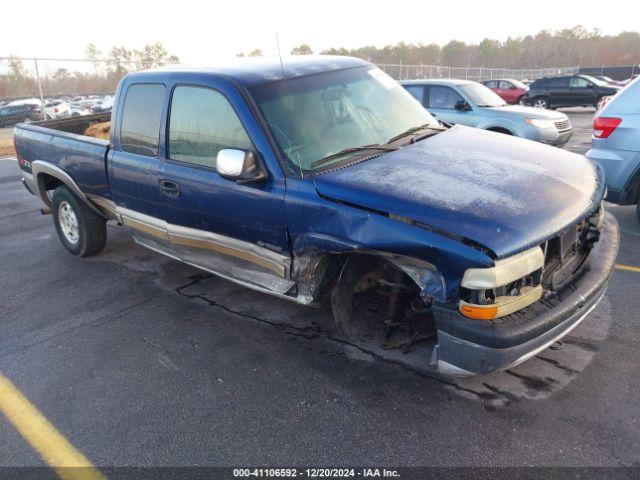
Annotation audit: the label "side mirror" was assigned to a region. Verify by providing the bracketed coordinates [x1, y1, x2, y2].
[216, 149, 266, 183]
[455, 100, 472, 111]
[586, 83, 594, 88]
[509, 85, 517, 90]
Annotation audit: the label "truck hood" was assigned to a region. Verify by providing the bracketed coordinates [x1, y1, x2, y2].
[313, 126, 603, 259]
[486, 105, 567, 120]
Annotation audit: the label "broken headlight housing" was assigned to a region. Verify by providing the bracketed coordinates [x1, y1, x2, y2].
[459, 246, 544, 320]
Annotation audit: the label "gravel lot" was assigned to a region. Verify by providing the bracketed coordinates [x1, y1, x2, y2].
[1, 111, 639, 470]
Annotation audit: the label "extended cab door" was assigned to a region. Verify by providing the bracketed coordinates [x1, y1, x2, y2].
[109, 83, 173, 250]
[159, 82, 292, 294]
[425, 85, 476, 126]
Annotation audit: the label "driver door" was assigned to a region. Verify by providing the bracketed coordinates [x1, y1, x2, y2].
[160, 83, 293, 294]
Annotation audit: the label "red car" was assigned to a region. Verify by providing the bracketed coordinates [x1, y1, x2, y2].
[482, 78, 529, 105]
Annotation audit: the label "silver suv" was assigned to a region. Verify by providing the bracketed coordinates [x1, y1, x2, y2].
[587, 77, 640, 222]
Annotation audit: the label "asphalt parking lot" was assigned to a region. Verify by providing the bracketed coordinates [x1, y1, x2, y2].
[1, 110, 639, 471]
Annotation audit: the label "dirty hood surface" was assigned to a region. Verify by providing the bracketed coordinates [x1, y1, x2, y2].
[313, 126, 603, 259]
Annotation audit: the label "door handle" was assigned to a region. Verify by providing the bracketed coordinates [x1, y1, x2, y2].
[159, 179, 180, 197]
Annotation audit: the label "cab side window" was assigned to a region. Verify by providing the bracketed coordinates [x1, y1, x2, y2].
[570, 77, 590, 88]
[428, 86, 464, 109]
[499, 81, 513, 89]
[168, 86, 252, 168]
[120, 84, 165, 157]
[403, 85, 425, 105]
[547, 77, 569, 88]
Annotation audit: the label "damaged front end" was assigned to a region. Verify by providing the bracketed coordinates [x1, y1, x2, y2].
[433, 208, 619, 376]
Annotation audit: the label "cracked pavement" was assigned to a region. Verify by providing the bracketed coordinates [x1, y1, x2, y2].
[1, 112, 640, 467]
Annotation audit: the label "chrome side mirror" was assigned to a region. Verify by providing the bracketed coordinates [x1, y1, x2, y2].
[216, 149, 266, 183]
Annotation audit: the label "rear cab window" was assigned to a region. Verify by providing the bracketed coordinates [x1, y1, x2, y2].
[120, 84, 165, 156]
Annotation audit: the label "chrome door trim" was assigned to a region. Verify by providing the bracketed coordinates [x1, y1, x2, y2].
[167, 224, 288, 277]
[134, 236, 310, 305]
[110, 204, 289, 278]
[117, 206, 170, 241]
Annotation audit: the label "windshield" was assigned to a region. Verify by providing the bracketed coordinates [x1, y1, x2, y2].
[510, 79, 527, 89]
[459, 83, 507, 107]
[250, 66, 438, 173]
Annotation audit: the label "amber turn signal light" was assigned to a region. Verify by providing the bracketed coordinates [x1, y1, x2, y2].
[459, 304, 498, 320]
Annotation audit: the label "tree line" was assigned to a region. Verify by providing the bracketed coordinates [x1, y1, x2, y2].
[244, 26, 640, 69]
[3, 27, 640, 100]
[1, 42, 180, 99]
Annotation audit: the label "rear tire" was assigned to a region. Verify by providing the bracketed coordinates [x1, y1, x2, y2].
[533, 97, 550, 109]
[52, 186, 106, 257]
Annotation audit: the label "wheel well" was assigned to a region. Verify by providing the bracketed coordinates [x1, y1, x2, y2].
[486, 126, 513, 135]
[35, 173, 65, 205]
[328, 252, 436, 342]
[626, 172, 640, 205]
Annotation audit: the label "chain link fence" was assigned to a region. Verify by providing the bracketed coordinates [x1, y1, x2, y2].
[0, 57, 158, 130]
[378, 64, 580, 81]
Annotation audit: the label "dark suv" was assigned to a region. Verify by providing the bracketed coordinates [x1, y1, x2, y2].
[524, 75, 619, 109]
[0, 103, 43, 127]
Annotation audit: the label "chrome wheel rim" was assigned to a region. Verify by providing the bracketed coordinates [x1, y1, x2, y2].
[58, 201, 79, 244]
[534, 99, 547, 109]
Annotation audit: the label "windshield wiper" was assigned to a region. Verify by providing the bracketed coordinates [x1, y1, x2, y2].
[311, 144, 397, 168]
[386, 124, 436, 144]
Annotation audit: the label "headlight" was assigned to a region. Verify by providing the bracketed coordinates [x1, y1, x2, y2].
[459, 246, 544, 320]
[526, 118, 555, 129]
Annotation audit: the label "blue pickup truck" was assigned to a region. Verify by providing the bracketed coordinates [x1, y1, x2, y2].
[14, 56, 619, 375]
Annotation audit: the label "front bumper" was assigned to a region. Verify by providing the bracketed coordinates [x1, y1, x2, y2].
[432, 213, 619, 376]
[543, 128, 573, 147]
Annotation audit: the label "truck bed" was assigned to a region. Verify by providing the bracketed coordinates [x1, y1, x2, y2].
[14, 113, 113, 200]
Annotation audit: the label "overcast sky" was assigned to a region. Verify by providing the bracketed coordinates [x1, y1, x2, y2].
[4, 0, 638, 62]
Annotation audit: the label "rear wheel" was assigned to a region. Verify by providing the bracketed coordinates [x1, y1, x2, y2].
[52, 186, 106, 257]
[533, 97, 550, 109]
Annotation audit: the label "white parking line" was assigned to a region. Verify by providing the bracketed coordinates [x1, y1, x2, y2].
[0, 157, 17, 162]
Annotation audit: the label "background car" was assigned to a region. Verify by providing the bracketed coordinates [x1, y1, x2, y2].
[595, 76, 625, 87]
[68, 102, 92, 117]
[587, 77, 640, 222]
[0, 103, 43, 127]
[523, 74, 619, 109]
[90, 95, 114, 113]
[401, 79, 573, 146]
[44, 99, 70, 120]
[622, 74, 639, 85]
[482, 78, 528, 104]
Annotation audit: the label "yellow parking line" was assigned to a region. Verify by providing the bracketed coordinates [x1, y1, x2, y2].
[0, 374, 106, 480]
[615, 263, 640, 273]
